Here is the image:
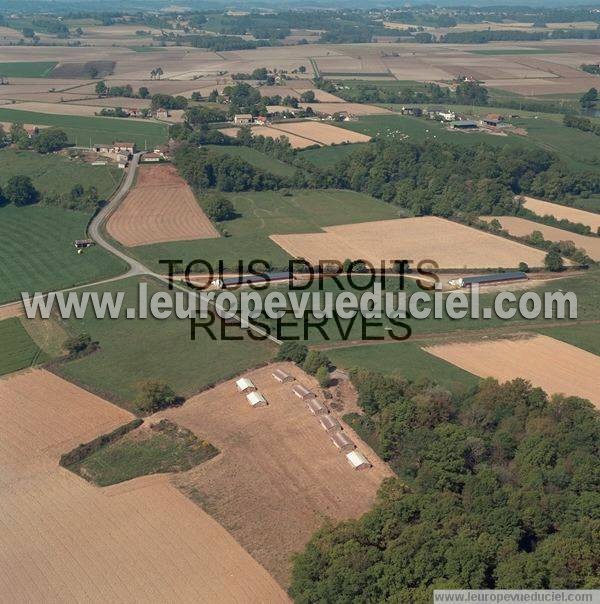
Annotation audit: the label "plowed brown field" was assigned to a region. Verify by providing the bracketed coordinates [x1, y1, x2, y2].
[0, 369, 289, 603]
[425, 335, 600, 409]
[106, 164, 219, 247]
[270, 217, 551, 269]
[157, 363, 393, 586]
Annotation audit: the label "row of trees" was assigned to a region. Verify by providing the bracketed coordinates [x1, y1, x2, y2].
[291, 372, 599, 599]
[173, 144, 282, 192]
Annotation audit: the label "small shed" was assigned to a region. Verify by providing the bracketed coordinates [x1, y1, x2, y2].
[330, 431, 355, 453]
[246, 391, 267, 408]
[74, 239, 94, 249]
[319, 415, 340, 433]
[234, 114, 253, 124]
[236, 377, 256, 393]
[292, 384, 316, 400]
[450, 120, 477, 130]
[306, 399, 328, 416]
[346, 450, 371, 470]
[272, 368, 294, 383]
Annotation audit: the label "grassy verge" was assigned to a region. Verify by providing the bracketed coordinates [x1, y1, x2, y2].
[0, 61, 57, 77]
[56, 276, 276, 409]
[0, 318, 44, 376]
[66, 419, 218, 486]
[203, 144, 296, 178]
[327, 341, 479, 395]
[0, 148, 121, 199]
[0, 205, 126, 304]
[0, 108, 168, 148]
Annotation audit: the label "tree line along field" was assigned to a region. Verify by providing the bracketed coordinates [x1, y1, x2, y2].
[55, 277, 276, 411]
[0, 206, 126, 304]
[203, 145, 297, 178]
[326, 340, 479, 395]
[0, 317, 43, 376]
[0, 61, 58, 77]
[0, 107, 168, 148]
[0, 148, 121, 199]
[128, 188, 401, 272]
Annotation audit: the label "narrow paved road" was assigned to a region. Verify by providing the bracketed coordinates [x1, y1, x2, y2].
[88, 152, 148, 276]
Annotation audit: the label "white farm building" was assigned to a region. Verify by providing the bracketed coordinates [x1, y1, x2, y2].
[346, 450, 371, 470]
[236, 377, 256, 393]
[246, 391, 267, 408]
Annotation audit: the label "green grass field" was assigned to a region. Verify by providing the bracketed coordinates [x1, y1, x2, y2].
[127, 188, 400, 272]
[57, 277, 276, 409]
[67, 421, 218, 486]
[536, 323, 600, 356]
[0, 206, 126, 303]
[204, 145, 296, 178]
[298, 143, 367, 167]
[0, 318, 44, 376]
[327, 341, 479, 394]
[243, 269, 600, 344]
[0, 148, 121, 199]
[0, 108, 168, 148]
[0, 61, 57, 78]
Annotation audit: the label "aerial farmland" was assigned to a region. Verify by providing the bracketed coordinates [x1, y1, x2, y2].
[1, 2, 599, 600]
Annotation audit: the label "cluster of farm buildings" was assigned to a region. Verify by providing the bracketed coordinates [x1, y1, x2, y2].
[235, 369, 372, 471]
[400, 106, 523, 133]
[91, 142, 170, 167]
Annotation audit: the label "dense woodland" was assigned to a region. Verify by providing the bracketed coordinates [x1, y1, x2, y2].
[290, 373, 600, 601]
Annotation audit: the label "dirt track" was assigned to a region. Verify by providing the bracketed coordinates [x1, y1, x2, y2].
[0, 369, 289, 603]
[106, 164, 219, 247]
[158, 362, 393, 586]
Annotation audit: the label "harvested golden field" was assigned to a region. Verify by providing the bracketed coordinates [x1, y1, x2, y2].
[106, 164, 219, 247]
[269, 121, 371, 145]
[2, 101, 107, 116]
[482, 216, 600, 260]
[521, 196, 600, 231]
[220, 125, 321, 149]
[425, 335, 600, 410]
[301, 101, 393, 115]
[158, 363, 392, 586]
[271, 217, 551, 269]
[0, 369, 133, 468]
[0, 369, 288, 602]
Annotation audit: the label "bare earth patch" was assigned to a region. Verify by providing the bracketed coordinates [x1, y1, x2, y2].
[482, 216, 600, 260]
[106, 163, 219, 247]
[220, 125, 321, 149]
[270, 216, 550, 269]
[425, 335, 600, 409]
[0, 369, 288, 602]
[156, 362, 393, 586]
[521, 196, 600, 231]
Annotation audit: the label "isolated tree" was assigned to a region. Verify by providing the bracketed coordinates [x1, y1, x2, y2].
[95, 80, 107, 96]
[544, 249, 564, 272]
[65, 332, 93, 356]
[32, 128, 68, 153]
[5, 175, 39, 206]
[579, 87, 598, 109]
[298, 65, 306, 73]
[303, 351, 330, 376]
[138, 86, 150, 98]
[518, 262, 529, 273]
[316, 365, 330, 388]
[135, 380, 179, 413]
[276, 342, 308, 364]
[300, 90, 316, 103]
[204, 195, 235, 222]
